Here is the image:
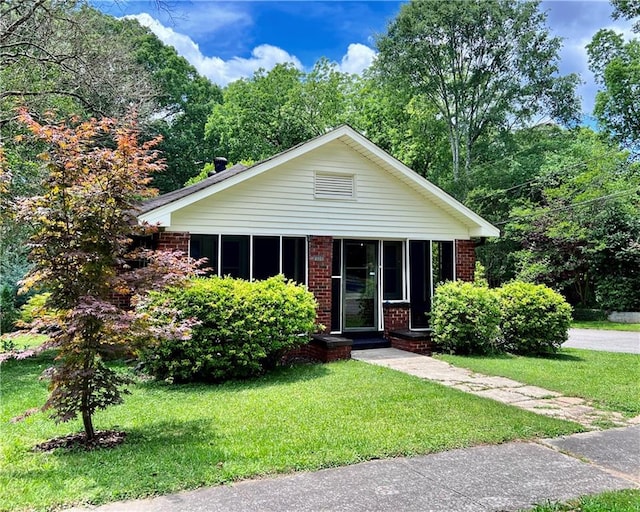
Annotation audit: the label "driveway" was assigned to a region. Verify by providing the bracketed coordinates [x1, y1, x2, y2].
[564, 328, 639, 353]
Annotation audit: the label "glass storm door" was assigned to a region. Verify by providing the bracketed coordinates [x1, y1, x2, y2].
[343, 240, 378, 330]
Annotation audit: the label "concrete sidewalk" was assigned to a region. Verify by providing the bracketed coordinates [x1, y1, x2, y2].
[353, 348, 635, 429]
[69, 426, 639, 512]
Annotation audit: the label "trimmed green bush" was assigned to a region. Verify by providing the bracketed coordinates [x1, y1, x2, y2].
[140, 275, 317, 383]
[498, 282, 572, 354]
[432, 281, 501, 355]
[595, 275, 640, 312]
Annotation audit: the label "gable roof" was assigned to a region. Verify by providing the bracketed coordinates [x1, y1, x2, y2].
[140, 125, 500, 238]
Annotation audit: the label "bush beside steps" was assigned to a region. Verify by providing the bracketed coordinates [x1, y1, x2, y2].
[432, 280, 572, 356]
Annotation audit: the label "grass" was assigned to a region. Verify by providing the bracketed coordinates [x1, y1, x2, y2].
[0, 352, 583, 512]
[0, 333, 48, 353]
[439, 348, 640, 416]
[571, 320, 640, 332]
[525, 489, 640, 511]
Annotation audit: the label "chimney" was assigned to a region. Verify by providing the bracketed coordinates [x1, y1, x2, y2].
[214, 157, 228, 174]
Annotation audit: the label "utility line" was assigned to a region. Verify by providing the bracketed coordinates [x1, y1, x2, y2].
[493, 187, 640, 226]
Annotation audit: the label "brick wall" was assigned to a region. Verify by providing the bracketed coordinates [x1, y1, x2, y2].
[382, 302, 410, 338]
[388, 334, 435, 355]
[308, 236, 333, 333]
[284, 341, 351, 363]
[157, 231, 190, 253]
[455, 239, 476, 282]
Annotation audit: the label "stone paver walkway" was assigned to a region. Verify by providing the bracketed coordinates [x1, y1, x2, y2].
[352, 348, 636, 429]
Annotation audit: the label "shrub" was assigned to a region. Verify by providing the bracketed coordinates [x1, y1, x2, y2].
[595, 275, 640, 312]
[498, 282, 572, 355]
[431, 281, 501, 355]
[18, 292, 54, 326]
[0, 285, 18, 334]
[140, 275, 317, 383]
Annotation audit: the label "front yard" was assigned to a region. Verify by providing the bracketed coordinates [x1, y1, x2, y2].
[1, 351, 581, 512]
[438, 348, 640, 417]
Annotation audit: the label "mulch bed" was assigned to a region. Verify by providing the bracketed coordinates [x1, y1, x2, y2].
[32, 430, 126, 452]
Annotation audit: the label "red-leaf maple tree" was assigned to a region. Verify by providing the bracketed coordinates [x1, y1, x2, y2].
[15, 110, 200, 442]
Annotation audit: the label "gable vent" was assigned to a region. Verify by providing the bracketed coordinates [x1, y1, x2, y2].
[314, 173, 355, 199]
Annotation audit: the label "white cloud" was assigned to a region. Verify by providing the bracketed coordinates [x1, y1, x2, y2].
[125, 13, 302, 86]
[338, 43, 377, 75]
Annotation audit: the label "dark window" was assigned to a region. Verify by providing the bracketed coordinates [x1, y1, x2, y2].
[409, 240, 431, 328]
[331, 240, 342, 332]
[190, 234, 218, 275]
[253, 236, 280, 280]
[282, 237, 306, 284]
[432, 241, 454, 286]
[383, 241, 403, 300]
[332, 239, 341, 276]
[221, 235, 249, 279]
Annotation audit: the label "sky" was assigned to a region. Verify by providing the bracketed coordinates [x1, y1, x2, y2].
[94, 0, 635, 117]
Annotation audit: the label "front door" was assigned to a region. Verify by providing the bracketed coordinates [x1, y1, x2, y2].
[343, 240, 378, 331]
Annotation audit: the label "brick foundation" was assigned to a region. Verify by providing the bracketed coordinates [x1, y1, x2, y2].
[382, 302, 410, 339]
[308, 236, 333, 333]
[455, 240, 476, 282]
[283, 335, 351, 363]
[388, 329, 435, 355]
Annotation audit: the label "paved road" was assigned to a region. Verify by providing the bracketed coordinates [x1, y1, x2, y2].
[68, 426, 640, 512]
[564, 328, 639, 353]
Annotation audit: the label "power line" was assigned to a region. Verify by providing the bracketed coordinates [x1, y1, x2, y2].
[493, 187, 640, 226]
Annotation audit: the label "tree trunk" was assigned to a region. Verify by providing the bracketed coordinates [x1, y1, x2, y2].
[82, 406, 95, 441]
[81, 360, 95, 441]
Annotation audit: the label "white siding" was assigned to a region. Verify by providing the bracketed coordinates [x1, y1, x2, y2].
[169, 140, 471, 239]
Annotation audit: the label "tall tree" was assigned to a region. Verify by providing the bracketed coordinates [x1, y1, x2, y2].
[15, 111, 199, 442]
[205, 60, 355, 164]
[611, 0, 640, 32]
[587, 29, 640, 151]
[0, 2, 158, 125]
[134, 30, 223, 192]
[375, 0, 580, 187]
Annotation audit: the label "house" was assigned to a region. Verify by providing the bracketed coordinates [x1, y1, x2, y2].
[139, 125, 499, 358]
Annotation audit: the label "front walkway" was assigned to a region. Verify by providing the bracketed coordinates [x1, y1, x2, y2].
[352, 348, 636, 429]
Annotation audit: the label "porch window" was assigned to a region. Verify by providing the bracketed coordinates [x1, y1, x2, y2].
[282, 237, 306, 284]
[432, 241, 454, 287]
[409, 241, 431, 329]
[330, 239, 342, 333]
[189, 234, 218, 275]
[221, 235, 250, 279]
[409, 240, 455, 329]
[253, 236, 280, 280]
[189, 234, 306, 284]
[383, 241, 404, 300]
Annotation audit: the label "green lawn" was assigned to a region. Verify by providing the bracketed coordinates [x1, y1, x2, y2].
[1, 352, 582, 512]
[571, 320, 640, 332]
[439, 348, 640, 416]
[0, 333, 48, 353]
[525, 490, 640, 511]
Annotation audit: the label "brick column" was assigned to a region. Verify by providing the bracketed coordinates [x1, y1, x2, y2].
[455, 239, 476, 282]
[308, 236, 333, 333]
[157, 231, 190, 254]
[382, 302, 410, 339]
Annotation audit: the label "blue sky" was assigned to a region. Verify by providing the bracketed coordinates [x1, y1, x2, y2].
[95, 1, 634, 116]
